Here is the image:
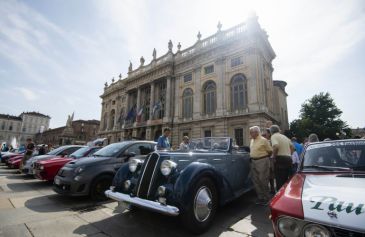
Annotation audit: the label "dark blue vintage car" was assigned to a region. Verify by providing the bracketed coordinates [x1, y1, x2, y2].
[105, 137, 252, 233]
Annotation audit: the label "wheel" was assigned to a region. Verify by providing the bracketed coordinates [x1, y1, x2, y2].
[90, 175, 113, 201]
[181, 177, 218, 234]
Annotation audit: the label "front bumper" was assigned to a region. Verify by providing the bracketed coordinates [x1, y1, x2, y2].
[53, 175, 89, 196]
[105, 190, 179, 216]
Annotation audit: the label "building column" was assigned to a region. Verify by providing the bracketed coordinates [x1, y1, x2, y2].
[215, 57, 225, 116]
[148, 82, 155, 123]
[193, 66, 202, 120]
[174, 76, 180, 121]
[163, 76, 172, 121]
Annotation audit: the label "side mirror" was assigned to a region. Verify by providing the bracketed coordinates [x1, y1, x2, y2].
[127, 152, 136, 158]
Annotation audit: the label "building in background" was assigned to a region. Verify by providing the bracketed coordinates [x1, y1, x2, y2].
[0, 112, 50, 146]
[99, 15, 289, 146]
[35, 114, 99, 146]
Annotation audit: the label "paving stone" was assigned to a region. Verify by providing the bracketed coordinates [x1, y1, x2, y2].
[27, 215, 100, 237]
[0, 197, 13, 209]
[230, 217, 274, 237]
[0, 223, 32, 237]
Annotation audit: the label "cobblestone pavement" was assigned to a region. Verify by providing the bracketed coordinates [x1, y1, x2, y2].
[0, 163, 274, 237]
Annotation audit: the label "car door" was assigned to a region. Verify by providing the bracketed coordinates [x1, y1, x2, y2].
[228, 150, 251, 193]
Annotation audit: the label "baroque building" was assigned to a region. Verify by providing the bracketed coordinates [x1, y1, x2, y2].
[35, 114, 99, 146]
[0, 112, 50, 145]
[99, 15, 289, 146]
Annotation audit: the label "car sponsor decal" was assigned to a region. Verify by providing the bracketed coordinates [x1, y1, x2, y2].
[310, 196, 364, 216]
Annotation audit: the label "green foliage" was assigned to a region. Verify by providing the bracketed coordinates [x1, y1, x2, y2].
[290, 92, 350, 141]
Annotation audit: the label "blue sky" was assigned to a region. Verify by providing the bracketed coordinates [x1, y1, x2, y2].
[1, 0, 364, 129]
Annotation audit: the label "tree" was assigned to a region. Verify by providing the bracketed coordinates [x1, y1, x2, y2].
[290, 92, 351, 141]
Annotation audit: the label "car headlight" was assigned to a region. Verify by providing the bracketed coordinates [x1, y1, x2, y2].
[129, 159, 143, 173]
[40, 165, 44, 170]
[74, 167, 84, 174]
[303, 224, 330, 237]
[277, 217, 305, 237]
[160, 160, 177, 176]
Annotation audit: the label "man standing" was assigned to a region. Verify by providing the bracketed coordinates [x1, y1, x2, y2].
[157, 128, 171, 150]
[21, 138, 35, 170]
[249, 126, 272, 205]
[270, 125, 294, 190]
[291, 137, 303, 157]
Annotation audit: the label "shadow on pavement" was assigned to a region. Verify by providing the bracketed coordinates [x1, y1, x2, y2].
[24, 193, 113, 213]
[6, 179, 52, 192]
[73, 190, 273, 237]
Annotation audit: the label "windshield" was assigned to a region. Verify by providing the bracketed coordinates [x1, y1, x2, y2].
[302, 140, 365, 171]
[47, 146, 66, 155]
[93, 142, 128, 157]
[188, 137, 230, 152]
[69, 147, 89, 158]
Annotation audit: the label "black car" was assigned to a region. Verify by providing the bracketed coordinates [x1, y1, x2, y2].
[53, 141, 156, 200]
[106, 137, 253, 233]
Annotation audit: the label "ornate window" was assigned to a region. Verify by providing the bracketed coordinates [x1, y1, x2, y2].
[156, 81, 166, 119]
[231, 57, 242, 67]
[182, 88, 193, 118]
[204, 65, 214, 74]
[234, 128, 244, 146]
[203, 81, 216, 114]
[231, 74, 248, 111]
[183, 73, 192, 83]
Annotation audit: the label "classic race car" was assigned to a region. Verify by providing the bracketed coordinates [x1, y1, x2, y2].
[270, 139, 365, 236]
[34, 146, 101, 181]
[105, 137, 252, 234]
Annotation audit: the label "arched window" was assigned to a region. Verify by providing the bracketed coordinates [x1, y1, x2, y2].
[103, 112, 108, 130]
[231, 74, 248, 111]
[203, 81, 216, 114]
[109, 110, 115, 130]
[182, 88, 193, 118]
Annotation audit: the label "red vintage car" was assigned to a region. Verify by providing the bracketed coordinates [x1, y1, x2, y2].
[34, 146, 101, 181]
[270, 139, 365, 237]
[7, 155, 24, 169]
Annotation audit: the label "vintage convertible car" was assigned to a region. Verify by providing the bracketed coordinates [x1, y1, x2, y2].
[270, 139, 365, 237]
[105, 137, 252, 234]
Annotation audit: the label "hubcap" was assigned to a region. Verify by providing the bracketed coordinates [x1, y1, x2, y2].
[194, 186, 213, 222]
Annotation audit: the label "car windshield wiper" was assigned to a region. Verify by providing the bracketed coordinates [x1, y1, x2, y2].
[303, 165, 352, 171]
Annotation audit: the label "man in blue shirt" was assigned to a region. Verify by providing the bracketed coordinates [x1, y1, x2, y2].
[291, 137, 303, 157]
[157, 127, 171, 150]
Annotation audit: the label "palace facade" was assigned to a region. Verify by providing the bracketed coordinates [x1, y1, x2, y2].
[99, 15, 288, 147]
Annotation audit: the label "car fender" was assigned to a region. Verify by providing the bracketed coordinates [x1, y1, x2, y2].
[112, 163, 130, 187]
[173, 162, 234, 208]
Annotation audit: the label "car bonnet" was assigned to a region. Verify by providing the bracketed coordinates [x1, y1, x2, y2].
[301, 174, 365, 232]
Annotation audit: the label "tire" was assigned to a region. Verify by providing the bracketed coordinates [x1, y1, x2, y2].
[181, 177, 218, 234]
[90, 174, 113, 201]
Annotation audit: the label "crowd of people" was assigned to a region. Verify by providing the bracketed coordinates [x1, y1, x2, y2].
[249, 122, 322, 205]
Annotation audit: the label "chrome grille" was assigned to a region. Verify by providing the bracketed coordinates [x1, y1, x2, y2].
[136, 153, 160, 199]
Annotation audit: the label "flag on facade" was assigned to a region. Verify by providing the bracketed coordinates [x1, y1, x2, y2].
[136, 107, 144, 122]
[152, 101, 161, 118]
[125, 106, 136, 121]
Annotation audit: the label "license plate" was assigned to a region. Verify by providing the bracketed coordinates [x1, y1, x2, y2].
[54, 178, 61, 185]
